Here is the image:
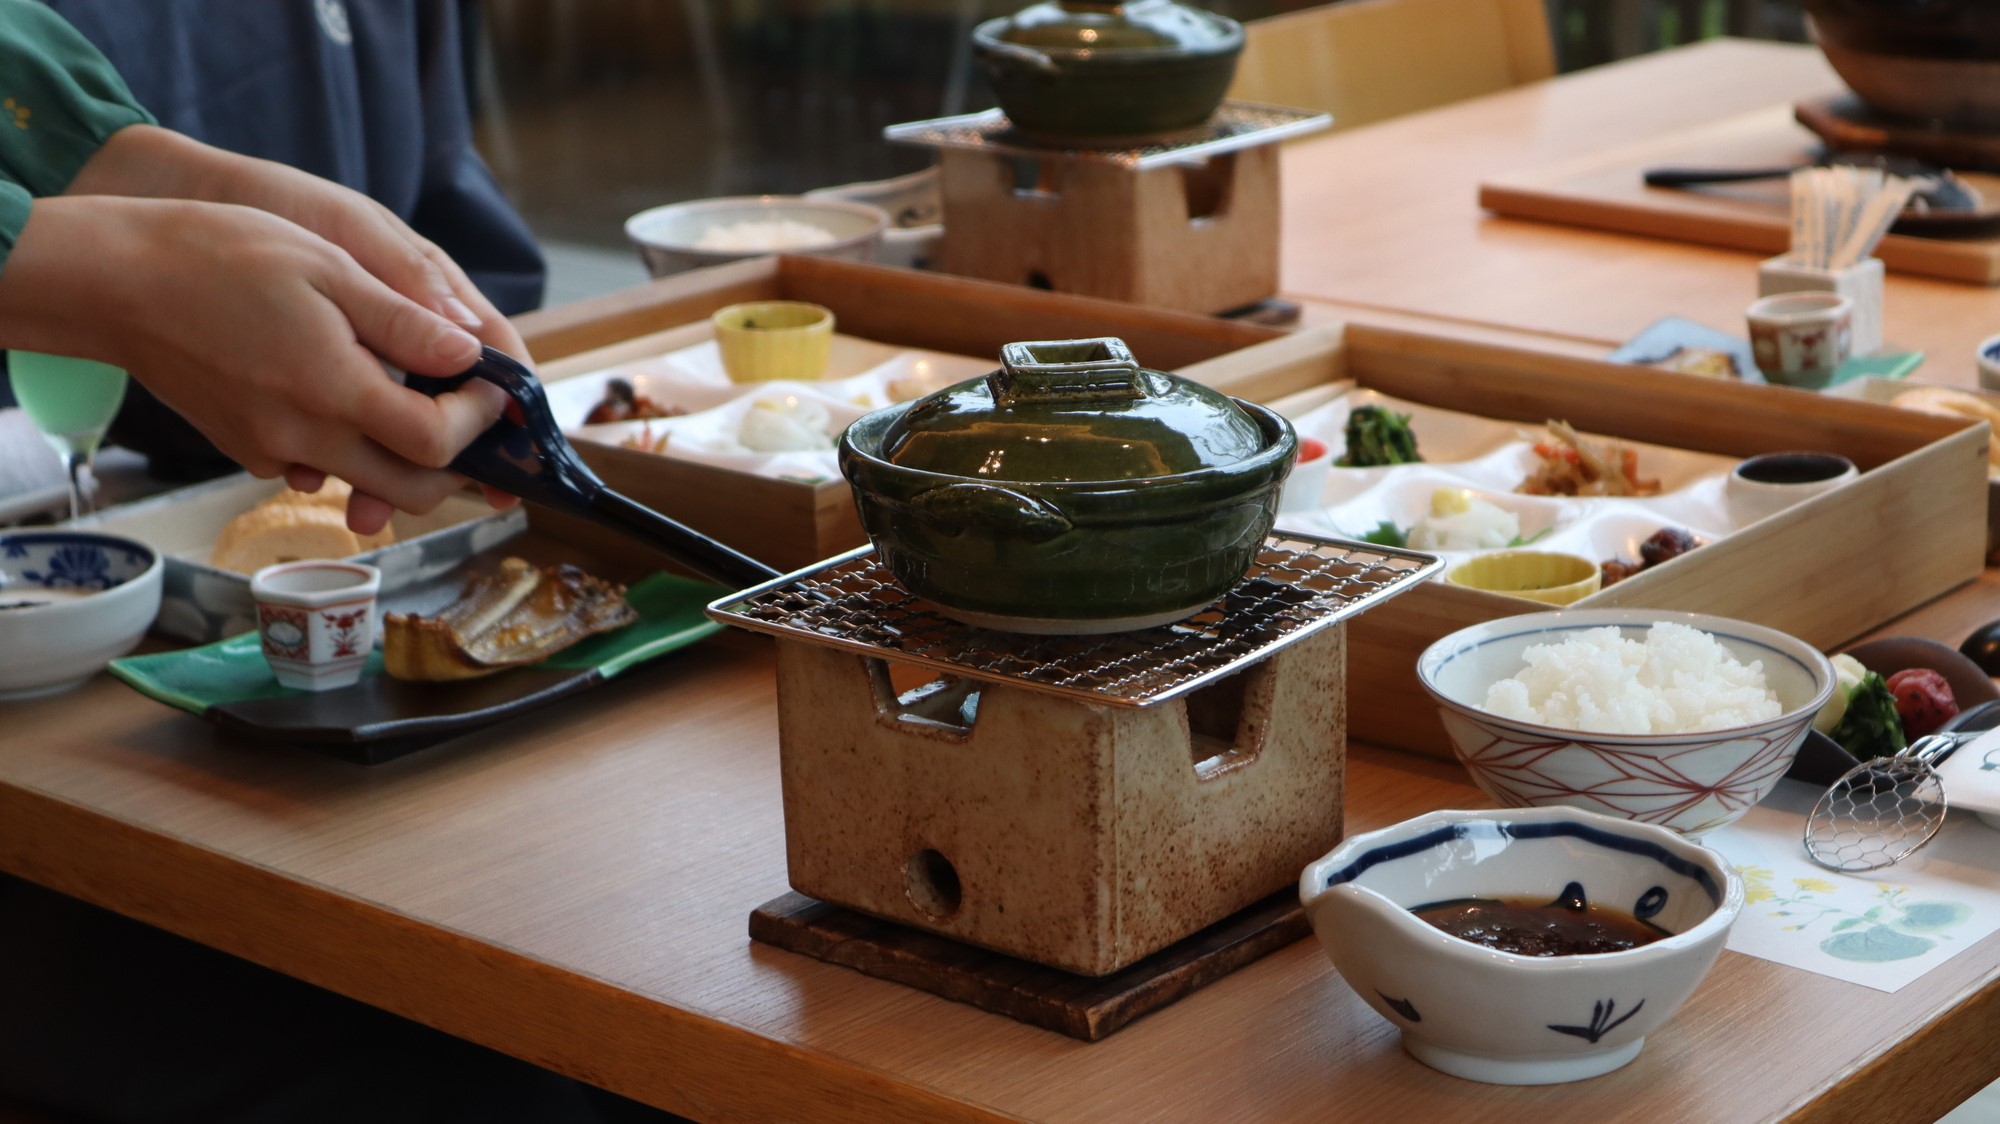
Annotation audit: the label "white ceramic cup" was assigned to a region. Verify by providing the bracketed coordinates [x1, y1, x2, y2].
[1747, 291, 1853, 389]
[1724, 451, 1859, 528]
[1977, 332, 2000, 393]
[249, 560, 381, 691]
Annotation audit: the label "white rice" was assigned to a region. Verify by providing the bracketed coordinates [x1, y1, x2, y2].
[1481, 622, 1781, 734]
[694, 219, 838, 252]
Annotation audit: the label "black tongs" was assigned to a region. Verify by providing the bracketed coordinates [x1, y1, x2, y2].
[405, 348, 782, 590]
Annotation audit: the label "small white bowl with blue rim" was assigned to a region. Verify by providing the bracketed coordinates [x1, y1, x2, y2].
[1977, 332, 2000, 393]
[1418, 608, 1835, 835]
[1300, 806, 1743, 1085]
[0, 530, 162, 699]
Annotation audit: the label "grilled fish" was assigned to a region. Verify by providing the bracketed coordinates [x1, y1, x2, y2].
[383, 558, 636, 681]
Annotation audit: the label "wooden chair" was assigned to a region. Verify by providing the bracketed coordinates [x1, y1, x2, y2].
[1227, 0, 1555, 131]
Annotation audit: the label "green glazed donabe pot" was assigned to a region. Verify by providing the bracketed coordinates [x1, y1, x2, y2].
[973, 0, 1244, 141]
[839, 338, 1295, 634]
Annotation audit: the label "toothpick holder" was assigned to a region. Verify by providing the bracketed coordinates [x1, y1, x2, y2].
[1758, 255, 1884, 357]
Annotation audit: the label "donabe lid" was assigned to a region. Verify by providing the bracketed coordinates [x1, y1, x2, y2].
[881, 337, 1266, 482]
[989, 0, 1241, 52]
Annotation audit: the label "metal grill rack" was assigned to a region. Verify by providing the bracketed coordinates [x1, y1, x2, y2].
[883, 102, 1333, 171]
[706, 532, 1441, 708]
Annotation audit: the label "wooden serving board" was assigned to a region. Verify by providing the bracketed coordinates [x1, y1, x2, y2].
[748, 890, 1307, 1041]
[1477, 105, 2000, 285]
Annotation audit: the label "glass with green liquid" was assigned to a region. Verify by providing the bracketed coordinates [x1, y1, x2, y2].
[8, 350, 129, 518]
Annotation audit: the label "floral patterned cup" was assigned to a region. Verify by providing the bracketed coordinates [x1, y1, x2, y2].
[249, 561, 380, 691]
[1747, 291, 1853, 389]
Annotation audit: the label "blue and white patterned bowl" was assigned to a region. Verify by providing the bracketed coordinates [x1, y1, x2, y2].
[0, 531, 162, 699]
[1418, 609, 1835, 835]
[1299, 807, 1743, 1085]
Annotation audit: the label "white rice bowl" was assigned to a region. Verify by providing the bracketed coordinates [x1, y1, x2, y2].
[1481, 622, 1780, 734]
[1416, 609, 1836, 835]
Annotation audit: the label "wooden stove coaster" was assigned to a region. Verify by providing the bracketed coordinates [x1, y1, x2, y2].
[748, 889, 1308, 1041]
[1796, 93, 2000, 173]
[1218, 297, 1302, 327]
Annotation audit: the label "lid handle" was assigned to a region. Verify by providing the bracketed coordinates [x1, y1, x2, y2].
[990, 337, 1148, 407]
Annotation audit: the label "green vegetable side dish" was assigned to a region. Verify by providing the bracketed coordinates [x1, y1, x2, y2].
[1357, 521, 1407, 547]
[1829, 670, 1909, 761]
[1335, 406, 1422, 468]
[1343, 522, 1547, 550]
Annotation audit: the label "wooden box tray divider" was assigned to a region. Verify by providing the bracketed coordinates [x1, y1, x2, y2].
[1180, 323, 1989, 756]
[516, 255, 1988, 760]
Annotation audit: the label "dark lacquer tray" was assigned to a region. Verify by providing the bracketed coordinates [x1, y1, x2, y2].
[110, 557, 723, 765]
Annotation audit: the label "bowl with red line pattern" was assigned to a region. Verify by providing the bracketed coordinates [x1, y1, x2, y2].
[1417, 609, 1835, 835]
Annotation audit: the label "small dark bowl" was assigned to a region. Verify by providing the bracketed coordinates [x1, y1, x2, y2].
[839, 401, 1294, 633]
[1785, 636, 2000, 785]
[1844, 637, 2000, 712]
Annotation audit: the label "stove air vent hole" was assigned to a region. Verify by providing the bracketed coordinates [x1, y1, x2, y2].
[905, 848, 963, 919]
[1186, 659, 1275, 780]
[865, 659, 981, 739]
[1008, 156, 1061, 197]
[1180, 153, 1235, 222]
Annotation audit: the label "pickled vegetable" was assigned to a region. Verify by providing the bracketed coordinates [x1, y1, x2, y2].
[1886, 668, 1958, 739]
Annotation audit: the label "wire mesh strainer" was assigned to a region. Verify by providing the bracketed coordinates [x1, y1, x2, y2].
[1803, 730, 1981, 873]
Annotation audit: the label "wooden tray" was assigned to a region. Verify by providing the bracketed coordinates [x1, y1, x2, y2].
[1180, 323, 1989, 758]
[1477, 105, 2000, 285]
[517, 256, 1285, 572]
[516, 262, 1987, 761]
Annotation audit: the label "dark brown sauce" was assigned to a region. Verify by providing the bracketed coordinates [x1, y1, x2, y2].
[1413, 897, 1665, 956]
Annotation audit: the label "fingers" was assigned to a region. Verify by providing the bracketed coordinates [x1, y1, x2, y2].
[320, 261, 482, 378]
[292, 428, 468, 518]
[344, 490, 397, 536]
[300, 190, 487, 331]
[479, 484, 521, 510]
[417, 240, 532, 362]
[284, 465, 328, 493]
[345, 369, 506, 470]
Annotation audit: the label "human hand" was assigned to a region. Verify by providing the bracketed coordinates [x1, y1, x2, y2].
[72, 126, 529, 359]
[65, 126, 529, 529]
[0, 196, 505, 530]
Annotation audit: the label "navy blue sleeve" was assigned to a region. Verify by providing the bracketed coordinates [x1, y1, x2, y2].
[44, 0, 546, 314]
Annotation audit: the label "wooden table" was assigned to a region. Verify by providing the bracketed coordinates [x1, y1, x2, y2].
[10, 40, 2000, 1124]
[1279, 39, 2000, 383]
[7, 564, 2000, 1124]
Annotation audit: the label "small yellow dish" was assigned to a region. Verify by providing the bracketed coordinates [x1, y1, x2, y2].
[1445, 550, 1601, 606]
[711, 301, 835, 383]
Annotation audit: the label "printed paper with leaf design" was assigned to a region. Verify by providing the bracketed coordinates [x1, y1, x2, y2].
[1703, 781, 2000, 993]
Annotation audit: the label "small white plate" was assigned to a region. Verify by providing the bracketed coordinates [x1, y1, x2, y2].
[1935, 728, 2000, 831]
